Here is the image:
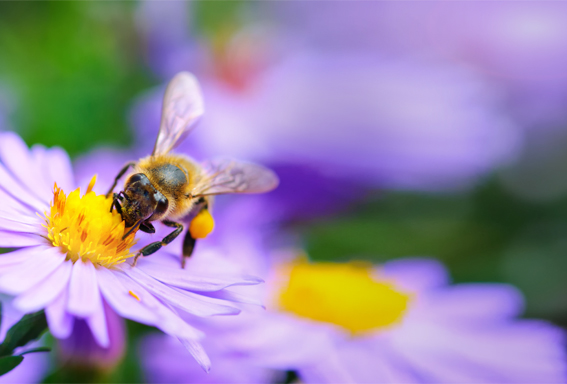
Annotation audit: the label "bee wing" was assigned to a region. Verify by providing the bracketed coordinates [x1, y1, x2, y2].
[152, 72, 205, 156]
[192, 158, 279, 197]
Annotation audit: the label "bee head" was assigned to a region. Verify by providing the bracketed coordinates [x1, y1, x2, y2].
[119, 173, 169, 227]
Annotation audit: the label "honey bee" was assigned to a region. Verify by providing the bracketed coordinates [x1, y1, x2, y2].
[106, 72, 278, 267]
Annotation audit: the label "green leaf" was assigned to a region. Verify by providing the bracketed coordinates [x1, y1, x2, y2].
[19, 347, 50, 356]
[0, 310, 48, 357]
[0, 355, 23, 376]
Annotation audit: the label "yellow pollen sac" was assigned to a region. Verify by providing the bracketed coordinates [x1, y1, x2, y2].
[189, 209, 214, 239]
[43, 176, 138, 268]
[278, 261, 411, 334]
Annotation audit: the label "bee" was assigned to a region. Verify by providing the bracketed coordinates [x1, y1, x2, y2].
[106, 72, 278, 267]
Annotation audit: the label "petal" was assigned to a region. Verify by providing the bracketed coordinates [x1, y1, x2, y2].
[0, 217, 39, 233]
[0, 245, 43, 269]
[0, 231, 45, 248]
[198, 288, 264, 308]
[422, 284, 525, 322]
[13, 259, 73, 313]
[378, 257, 450, 292]
[0, 163, 47, 213]
[138, 257, 263, 291]
[124, 267, 241, 316]
[67, 260, 99, 317]
[113, 272, 204, 341]
[390, 318, 567, 383]
[221, 312, 339, 369]
[0, 132, 52, 202]
[86, 293, 110, 348]
[45, 288, 74, 339]
[96, 267, 160, 325]
[0, 207, 43, 226]
[98, 268, 204, 341]
[0, 246, 65, 294]
[31, 145, 75, 193]
[178, 337, 211, 373]
[0, 188, 40, 219]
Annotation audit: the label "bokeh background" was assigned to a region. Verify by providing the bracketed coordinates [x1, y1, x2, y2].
[1, 1, 567, 382]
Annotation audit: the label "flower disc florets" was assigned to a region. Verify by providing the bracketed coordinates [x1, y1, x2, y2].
[43, 176, 137, 268]
[278, 261, 410, 334]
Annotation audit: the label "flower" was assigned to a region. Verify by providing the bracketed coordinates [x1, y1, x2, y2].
[140, 256, 567, 383]
[0, 131, 263, 370]
[57, 303, 126, 371]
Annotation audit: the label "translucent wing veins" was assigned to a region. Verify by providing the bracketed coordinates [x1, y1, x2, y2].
[153, 72, 205, 156]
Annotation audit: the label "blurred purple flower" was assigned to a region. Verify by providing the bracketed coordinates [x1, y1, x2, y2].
[273, 2, 567, 117]
[140, 257, 567, 383]
[139, 333, 280, 384]
[131, 10, 522, 192]
[0, 131, 263, 371]
[57, 302, 125, 370]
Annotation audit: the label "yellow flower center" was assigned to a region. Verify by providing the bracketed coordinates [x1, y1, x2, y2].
[43, 176, 137, 268]
[278, 261, 411, 334]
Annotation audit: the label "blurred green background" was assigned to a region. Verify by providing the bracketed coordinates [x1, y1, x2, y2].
[0, 2, 565, 382]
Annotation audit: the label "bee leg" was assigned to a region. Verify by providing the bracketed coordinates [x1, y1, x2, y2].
[106, 162, 136, 198]
[111, 195, 123, 214]
[181, 231, 197, 269]
[139, 222, 156, 234]
[132, 221, 183, 266]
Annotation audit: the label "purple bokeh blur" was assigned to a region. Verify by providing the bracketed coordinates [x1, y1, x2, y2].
[131, 1, 523, 195]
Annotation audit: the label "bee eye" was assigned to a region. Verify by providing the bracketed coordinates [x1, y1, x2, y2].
[155, 195, 168, 216]
[128, 173, 148, 184]
[148, 192, 169, 222]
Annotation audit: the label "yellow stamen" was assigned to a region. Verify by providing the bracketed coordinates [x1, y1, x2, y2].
[86, 174, 97, 194]
[129, 290, 141, 301]
[278, 261, 411, 334]
[43, 176, 138, 268]
[189, 209, 214, 239]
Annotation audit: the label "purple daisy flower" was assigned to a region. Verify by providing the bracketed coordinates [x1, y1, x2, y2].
[140, 256, 567, 383]
[0, 131, 263, 371]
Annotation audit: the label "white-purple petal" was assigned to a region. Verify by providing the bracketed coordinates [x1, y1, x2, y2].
[96, 267, 160, 325]
[0, 246, 65, 294]
[0, 231, 45, 248]
[124, 267, 241, 317]
[0, 245, 43, 269]
[422, 284, 525, 323]
[85, 293, 110, 348]
[198, 288, 264, 308]
[0, 217, 39, 233]
[0, 132, 52, 202]
[13, 259, 73, 313]
[45, 289, 74, 339]
[0, 163, 47, 213]
[31, 145, 75, 193]
[0, 188, 42, 219]
[378, 258, 450, 292]
[178, 337, 211, 373]
[112, 272, 204, 340]
[137, 257, 263, 291]
[67, 260, 99, 317]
